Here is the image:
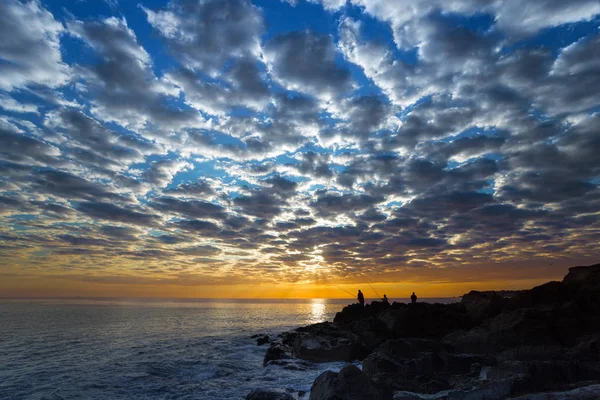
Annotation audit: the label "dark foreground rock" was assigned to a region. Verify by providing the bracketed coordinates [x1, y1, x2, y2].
[264, 263, 600, 399]
[284, 322, 368, 362]
[309, 364, 392, 400]
[246, 388, 295, 400]
[263, 343, 292, 366]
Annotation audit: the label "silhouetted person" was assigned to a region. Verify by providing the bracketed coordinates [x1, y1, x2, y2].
[411, 292, 417, 303]
[357, 290, 365, 307]
[382, 294, 389, 304]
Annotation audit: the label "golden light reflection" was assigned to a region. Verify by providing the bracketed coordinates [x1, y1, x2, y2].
[309, 299, 326, 324]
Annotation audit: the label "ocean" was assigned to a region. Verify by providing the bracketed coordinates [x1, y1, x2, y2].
[0, 298, 456, 400]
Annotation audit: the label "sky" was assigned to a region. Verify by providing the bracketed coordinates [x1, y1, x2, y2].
[0, 0, 599, 299]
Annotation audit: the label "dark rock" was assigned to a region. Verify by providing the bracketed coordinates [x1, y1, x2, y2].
[362, 339, 495, 394]
[342, 316, 389, 351]
[510, 384, 600, 400]
[246, 388, 295, 400]
[265, 359, 315, 371]
[510, 360, 600, 396]
[563, 263, 600, 284]
[568, 334, 600, 362]
[498, 345, 565, 362]
[257, 335, 270, 346]
[393, 380, 514, 400]
[333, 303, 367, 324]
[508, 281, 574, 310]
[309, 364, 392, 400]
[443, 308, 559, 354]
[291, 322, 366, 362]
[478, 360, 530, 381]
[461, 290, 519, 321]
[377, 302, 470, 339]
[263, 343, 292, 366]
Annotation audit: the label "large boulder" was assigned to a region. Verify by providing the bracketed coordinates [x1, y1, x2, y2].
[246, 388, 295, 400]
[309, 364, 392, 400]
[290, 322, 366, 362]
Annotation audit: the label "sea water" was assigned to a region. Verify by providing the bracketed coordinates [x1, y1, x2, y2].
[0, 298, 455, 400]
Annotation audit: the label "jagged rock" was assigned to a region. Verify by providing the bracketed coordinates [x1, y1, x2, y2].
[341, 316, 389, 351]
[333, 302, 391, 325]
[563, 264, 600, 284]
[290, 322, 366, 362]
[263, 343, 292, 366]
[246, 388, 295, 400]
[309, 364, 392, 400]
[362, 339, 495, 393]
[334, 303, 367, 324]
[257, 335, 270, 346]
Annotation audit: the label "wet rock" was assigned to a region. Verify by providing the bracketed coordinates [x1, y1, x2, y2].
[309, 364, 392, 400]
[263, 343, 292, 366]
[265, 359, 315, 371]
[257, 335, 270, 346]
[246, 388, 295, 400]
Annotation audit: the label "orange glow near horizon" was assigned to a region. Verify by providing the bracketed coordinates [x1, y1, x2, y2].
[0, 271, 570, 299]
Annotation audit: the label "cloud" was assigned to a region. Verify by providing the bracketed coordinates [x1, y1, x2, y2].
[0, 0, 599, 290]
[265, 30, 352, 98]
[0, 0, 70, 91]
[75, 201, 158, 226]
[68, 16, 201, 131]
[143, 0, 263, 73]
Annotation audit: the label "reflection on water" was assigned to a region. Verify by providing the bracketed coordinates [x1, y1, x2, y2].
[310, 299, 326, 324]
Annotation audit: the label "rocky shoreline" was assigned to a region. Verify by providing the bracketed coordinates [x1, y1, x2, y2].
[248, 263, 600, 400]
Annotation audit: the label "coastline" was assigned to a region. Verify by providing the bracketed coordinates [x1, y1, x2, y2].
[250, 263, 600, 400]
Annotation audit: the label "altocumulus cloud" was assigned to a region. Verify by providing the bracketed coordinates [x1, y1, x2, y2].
[0, 0, 599, 289]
